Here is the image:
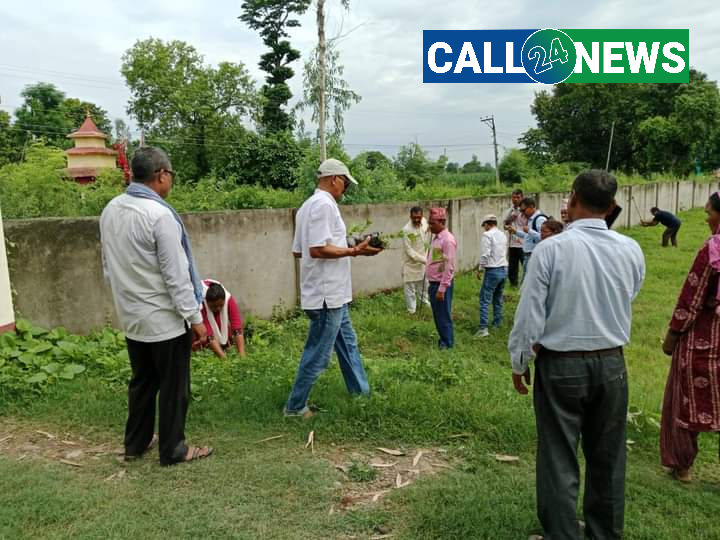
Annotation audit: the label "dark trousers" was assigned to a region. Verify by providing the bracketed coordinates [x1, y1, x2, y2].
[662, 225, 680, 247]
[534, 349, 628, 540]
[508, 247, 524, 287]
[125, 329, 192, 465]
[428, 281, 454, 349]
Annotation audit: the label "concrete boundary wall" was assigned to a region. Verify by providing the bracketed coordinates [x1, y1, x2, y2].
[4, 180, 716, 333]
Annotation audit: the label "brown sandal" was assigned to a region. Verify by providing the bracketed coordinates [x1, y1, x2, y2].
[183, 446, 214, 462]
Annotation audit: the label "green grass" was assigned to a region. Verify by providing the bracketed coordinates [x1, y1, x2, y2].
[2, 208, 720, 539]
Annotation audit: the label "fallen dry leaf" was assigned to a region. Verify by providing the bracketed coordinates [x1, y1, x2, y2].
[60, 440, 79, 446]
[370, 461, 397, 468]
[64, 450, 83, 460]
[448, 433, 471, 439]
[372, 490, 390, 502]
[305, 430, 315, 454]
[255, 435, 285, 444]
[0, 435, 13, 445]
[377, 447, 405, 457]
[59, 459, 82, 467]
[494, 454, 520, 463]
[395, 473, 402, 488]
[35, 430, 56, 439]
[412, 451, 424, 467]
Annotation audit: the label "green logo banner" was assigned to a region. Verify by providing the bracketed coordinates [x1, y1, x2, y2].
[563, 29, 689, 83]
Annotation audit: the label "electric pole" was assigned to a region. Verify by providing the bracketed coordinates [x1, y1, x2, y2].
[605, 120, 615, 171]
[480, 115, 500, 187]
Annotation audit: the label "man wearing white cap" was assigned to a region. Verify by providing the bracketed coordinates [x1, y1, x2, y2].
[285, 158, 381, 418]
[475, 214, 508, 338]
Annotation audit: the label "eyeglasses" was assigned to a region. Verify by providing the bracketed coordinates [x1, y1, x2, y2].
[155, 168, 176, 179]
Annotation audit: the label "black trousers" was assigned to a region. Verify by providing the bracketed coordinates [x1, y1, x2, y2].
[662, 225, 680, 247]
[534, 349, 628, 540]
[508, 247, 524, 287]
[125, 329, 192, 465]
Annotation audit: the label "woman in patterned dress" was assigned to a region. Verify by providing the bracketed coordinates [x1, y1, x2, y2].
[661, 192, 720, 482]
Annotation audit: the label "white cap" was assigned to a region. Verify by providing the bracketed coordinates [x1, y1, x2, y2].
[316, 158, 358, 185]
[482, 214, 498, 224]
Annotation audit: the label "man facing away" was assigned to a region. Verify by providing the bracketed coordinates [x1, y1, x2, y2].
[475, 214, 508, 338]
[641, 206, 682, 247]
[503, 189, 527, 287]
[402, 206, 431, 314]
[509, 170, 645, 540]
[285, 159, 381, 418]
[100, 147, 213, 466]
[426, 207, 457, 349]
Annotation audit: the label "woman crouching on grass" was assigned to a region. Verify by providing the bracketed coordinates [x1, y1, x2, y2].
[661, 192, 720, 482]
[201, 279, 246, 359]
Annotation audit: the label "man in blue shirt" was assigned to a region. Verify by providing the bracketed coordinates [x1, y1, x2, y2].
[642, 206, 682, 247]
[509, 197, 546, 272]
[509, 170, 645, 540]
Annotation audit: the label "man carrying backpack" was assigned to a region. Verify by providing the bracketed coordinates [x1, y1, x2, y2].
[509, 198, 547, 272]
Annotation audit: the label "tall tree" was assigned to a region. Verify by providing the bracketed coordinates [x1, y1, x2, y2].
[239, 0, 311, 133]
[297, 34, 361, 154]
[14, 82, 112, 149]
[121, 38, 257, 179]
[0, 111, 21, 166]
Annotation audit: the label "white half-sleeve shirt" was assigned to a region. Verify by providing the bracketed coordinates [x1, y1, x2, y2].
[293, 190, 352, 310]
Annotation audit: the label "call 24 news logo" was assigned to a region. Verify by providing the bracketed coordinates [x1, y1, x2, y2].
[423, 29, 689, 84]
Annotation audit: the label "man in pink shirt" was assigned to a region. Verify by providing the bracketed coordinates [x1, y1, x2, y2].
[426, 207, 457, 349]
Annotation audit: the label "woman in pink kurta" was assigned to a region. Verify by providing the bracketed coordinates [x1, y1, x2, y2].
[661, 192, 720, 482]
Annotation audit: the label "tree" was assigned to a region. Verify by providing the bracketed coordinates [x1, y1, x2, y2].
[121, 38, 257, 179]
[498, 149, 530, 185]
[523, 69, 720, 174]
[0, 111, 21, 166]
[297, 38, 361, 153]
[62, 98, 112, 135]
[13, 83, 113, 150]
[461, 154, 493, 174]
[352, 150, 391, 170]
[239, 0, 311, 133]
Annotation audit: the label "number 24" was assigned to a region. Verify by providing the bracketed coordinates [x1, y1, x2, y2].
[528, 38, 569, 75]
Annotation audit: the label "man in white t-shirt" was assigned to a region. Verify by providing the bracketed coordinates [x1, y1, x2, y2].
[474, 214, 508, 338]
[285, 159, 381, 418]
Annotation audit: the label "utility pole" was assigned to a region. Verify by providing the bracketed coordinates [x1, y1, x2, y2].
[605, 120, 615, 171]
[480, 115, 500, 187]
[317, 0, 327, 161]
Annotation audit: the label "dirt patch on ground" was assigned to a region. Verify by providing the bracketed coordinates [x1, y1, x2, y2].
[0, 417, 123, 470]
[323, 444, 455, 512]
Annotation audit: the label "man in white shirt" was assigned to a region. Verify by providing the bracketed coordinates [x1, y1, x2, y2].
[509, 170, 645, 540]
[100, 147, 212, 466]
[285, 159, 381, 418]
[402, 207, 431, 314]
[474, 215, 508, 338]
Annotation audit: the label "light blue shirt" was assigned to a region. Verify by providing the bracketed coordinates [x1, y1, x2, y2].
[514, 210, 546, 254]
[508, 219, 645, 374]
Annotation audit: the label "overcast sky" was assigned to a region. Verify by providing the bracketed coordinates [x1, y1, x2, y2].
[1, 0, 719, 165]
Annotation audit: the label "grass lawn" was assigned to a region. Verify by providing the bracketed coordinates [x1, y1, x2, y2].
[2, 208, 720, 539]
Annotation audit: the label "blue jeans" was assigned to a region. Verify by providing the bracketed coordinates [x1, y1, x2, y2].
[285, 304, 370, 414]
[479, 267, 507, 329]
[428, 281, 454, 349]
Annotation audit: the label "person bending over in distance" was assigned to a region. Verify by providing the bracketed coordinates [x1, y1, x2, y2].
[642, 206, 682, 247]
[540, 219, 564, 241]
[201, 279, 245, 359]
[661, 191, 720, 483]
[509, 169, 645, 540]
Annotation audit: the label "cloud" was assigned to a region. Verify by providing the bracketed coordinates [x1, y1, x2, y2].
[0, 0, 717, 165]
